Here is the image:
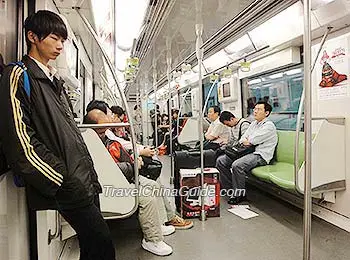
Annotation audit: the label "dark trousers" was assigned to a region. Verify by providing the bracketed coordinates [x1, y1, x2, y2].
[59, 198, 116, 260]
[216, 153, 267, 194]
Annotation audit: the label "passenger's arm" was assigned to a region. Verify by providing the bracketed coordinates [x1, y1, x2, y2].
[139, 147, 155, 157]
[247, 123, 276, 145]
[207, 122, 229, 141]
[205, 133, 218, 140]
[205, 123, 223, 140]
[0, 65, 67, 197]
[239, 123, 253, 143]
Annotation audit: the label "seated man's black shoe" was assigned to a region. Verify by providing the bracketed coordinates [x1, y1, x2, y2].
[228, 196, 247, 205]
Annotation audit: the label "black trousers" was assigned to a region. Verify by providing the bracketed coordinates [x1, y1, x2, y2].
[59, 198, 116, 260]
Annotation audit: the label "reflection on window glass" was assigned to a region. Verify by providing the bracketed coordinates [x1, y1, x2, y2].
[243, 66, 303, 130]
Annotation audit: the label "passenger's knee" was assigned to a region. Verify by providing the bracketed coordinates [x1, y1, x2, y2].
[216, 155, 225, 167]
[138, 194, 157, 209]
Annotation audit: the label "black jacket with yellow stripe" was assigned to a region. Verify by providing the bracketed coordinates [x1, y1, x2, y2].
[0, 55, 102, 210]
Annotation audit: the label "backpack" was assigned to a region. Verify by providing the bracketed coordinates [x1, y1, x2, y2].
[0, 61, 30, 187]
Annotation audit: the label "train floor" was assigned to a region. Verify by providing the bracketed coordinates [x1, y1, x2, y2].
[65, 155, 350, 260]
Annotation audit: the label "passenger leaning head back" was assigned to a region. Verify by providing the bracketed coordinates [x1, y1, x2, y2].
[24, 10, 68, 65]
[208, 106, 221, 122]
[253, 101, 272, 122]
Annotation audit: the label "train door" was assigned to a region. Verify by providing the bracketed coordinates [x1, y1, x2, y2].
[0, 1, 33, 260]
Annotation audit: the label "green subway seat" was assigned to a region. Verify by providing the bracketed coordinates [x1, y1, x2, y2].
[251, 166, 271, 181]
[268, 163, 296, 190]
[251, 130, 305, 190]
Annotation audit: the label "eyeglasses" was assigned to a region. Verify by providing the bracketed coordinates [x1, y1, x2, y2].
[253, 107, 265, 111]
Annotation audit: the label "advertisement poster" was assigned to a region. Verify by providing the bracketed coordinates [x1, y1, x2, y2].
[314, 37, 349, 100]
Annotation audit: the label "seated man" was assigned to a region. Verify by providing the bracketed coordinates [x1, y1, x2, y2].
[86, 109, 173, 256]
[85, 107, 193, 230]
[204, 106, 230, 150]
[85, 100, 154, 157]
[216, 102, 277, 204]
[219, 111, 250, 147]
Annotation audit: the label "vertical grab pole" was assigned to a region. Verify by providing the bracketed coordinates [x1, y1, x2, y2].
[153, 55, 158, 149]
[303, 0, 312, 259]
[166, 37, 174, 184]
[195, 0, 206, 221]
[177, 87, 192, 135]
[75, 7, 139, 216]
[136, 83, 141, 142]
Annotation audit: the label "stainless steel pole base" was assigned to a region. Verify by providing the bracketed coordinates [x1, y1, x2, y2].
[200, 210, 207, 221]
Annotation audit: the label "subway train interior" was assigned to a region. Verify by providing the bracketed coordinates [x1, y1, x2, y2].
[1, 0, 350, 259]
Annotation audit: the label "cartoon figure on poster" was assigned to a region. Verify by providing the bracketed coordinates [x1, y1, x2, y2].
[319, 50, 347, 88]
[315, 37, 349, 100]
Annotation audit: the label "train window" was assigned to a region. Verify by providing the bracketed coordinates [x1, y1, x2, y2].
[242, 66, 303, 130]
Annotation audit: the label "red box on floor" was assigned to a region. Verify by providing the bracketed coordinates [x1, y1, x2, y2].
[180, 168, 220, 218]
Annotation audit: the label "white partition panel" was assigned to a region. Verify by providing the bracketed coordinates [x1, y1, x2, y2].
[297, 119, 346, 193]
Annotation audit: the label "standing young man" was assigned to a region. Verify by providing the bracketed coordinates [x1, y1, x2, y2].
[0, 10, 115, 259]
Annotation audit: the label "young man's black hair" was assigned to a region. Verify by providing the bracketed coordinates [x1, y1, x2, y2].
[256, 101, 272, 116]
[219, 111, 235, 124]
[24, 10, 68, 51]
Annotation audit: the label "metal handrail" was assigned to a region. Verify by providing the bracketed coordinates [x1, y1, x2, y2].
[203, 46, 269, 77]
[195, 19, 206, 221]
[177, 87, 192, 135]
[302, 1, 312, 258]
[294, 26, 332, 194]
[48, 211, 61, 244]
[78, 123, 130, 128]
[75, 7, 139, 219]
[99, 72, 120, 105]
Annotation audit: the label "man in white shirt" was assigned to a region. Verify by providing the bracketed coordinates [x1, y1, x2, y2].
[216, 102, 278, 205]
[204, 106, 230, 149]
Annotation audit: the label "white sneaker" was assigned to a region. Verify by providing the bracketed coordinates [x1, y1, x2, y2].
[161, 225, 175, 236]
[142, 239, 173, 256]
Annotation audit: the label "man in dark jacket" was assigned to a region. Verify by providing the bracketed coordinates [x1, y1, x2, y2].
[85, 109, 174, 256]
[0, 10, 115, 259]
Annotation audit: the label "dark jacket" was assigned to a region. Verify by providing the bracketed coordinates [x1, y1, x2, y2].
[0, 55, 101, 210]
[104, 137, 135, 183]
